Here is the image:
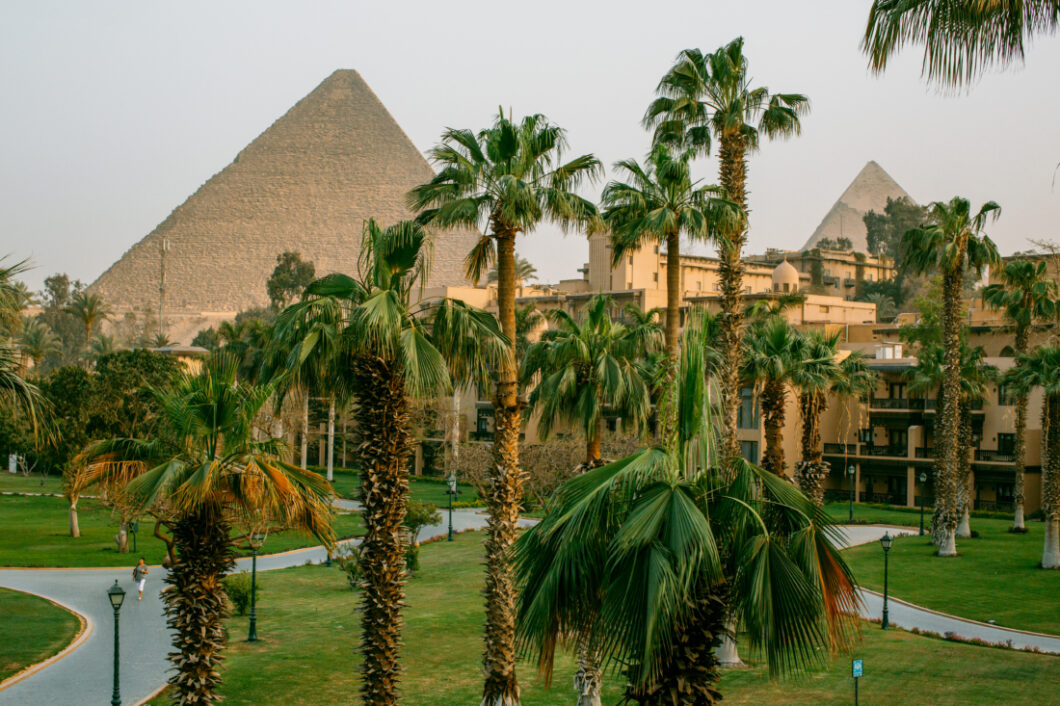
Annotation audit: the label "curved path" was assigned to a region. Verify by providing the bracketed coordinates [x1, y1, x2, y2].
[0, 521, 1054, 705]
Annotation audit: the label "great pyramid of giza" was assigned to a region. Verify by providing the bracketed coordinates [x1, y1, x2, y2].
[89, 69, 478, 328]
[801, 161, 912, 253]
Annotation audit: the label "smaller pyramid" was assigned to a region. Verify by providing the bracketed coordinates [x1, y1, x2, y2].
[801, 161, 912, 253]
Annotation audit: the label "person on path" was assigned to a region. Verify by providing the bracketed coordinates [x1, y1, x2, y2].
[133, 557, 149, 600]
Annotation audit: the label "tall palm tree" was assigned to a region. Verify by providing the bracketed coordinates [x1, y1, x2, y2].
[488, 254, 538, 284]
[743, 319, 810, 476]
[76, 355, 335, 704]
[983, 259, 1058, 530]
[89, 333, 116, 362]
[644, 37, 809, 472]
[830, 353, 878, 500]
[791, 331, 844, 505]
[65, 291, 111, 367]
[1, 259, 44, 426]
[522, 295, 657, 465]
[955, 347, 997, 538]
[902, 197, 1000, 556]
[1006, 344, 1060, 569]
[513, 320, 860, 704]
[602, 145, 739, 358]
[18, 319, 61, 369]
[410, 111, 599, 706]
[863, 0, 1060, 88]
[285, 219, 507, 704]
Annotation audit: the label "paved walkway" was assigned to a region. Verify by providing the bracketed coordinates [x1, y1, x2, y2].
[0, 521, 1054, 705]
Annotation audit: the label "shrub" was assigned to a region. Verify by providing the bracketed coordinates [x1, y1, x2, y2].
[222, 571, 260, 616]
[403, 499, 442, 546]
[333, 544, 362, 590]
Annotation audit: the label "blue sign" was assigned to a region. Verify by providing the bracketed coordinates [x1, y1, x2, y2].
[852, 659, 863, 678]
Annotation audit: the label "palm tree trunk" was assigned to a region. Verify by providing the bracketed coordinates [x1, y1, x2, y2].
[586, 415, 603, 465]
[68, 498, 80, 538]
[716, 132, 748, 475]
[327, 396, 335, 481]
[300, 394, 309, 469]
[1042, 393, 1060, 569]
[483, 231, 522, 706]
[1012, 325, 1029, 531]
[664, 230, 681, 356]
[115, 522, 129, 553]
[760, 381, 786, 476]
[795, 391, 828, 505]
[164, 504, 233, 705]
[956, 401, 973, 538]
[353, 354, 414, 705]
[574, 634, 602, 706]
[934, 265, 963, 557]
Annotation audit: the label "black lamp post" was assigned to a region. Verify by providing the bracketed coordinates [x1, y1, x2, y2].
[130, 521, 138, 553]
[248, 533, 263, 642]
[446, 474, 458, 542]
[848, 465, 856, 522]
[879, 532, 893, 629]
[918, 472, 928, 536]
[107, 580, 126, 706]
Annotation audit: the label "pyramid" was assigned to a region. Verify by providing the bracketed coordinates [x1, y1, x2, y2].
[800, 161, 913, 253]
[89, 70, 478, 321]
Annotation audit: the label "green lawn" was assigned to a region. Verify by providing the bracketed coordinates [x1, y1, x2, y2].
[842, 517, 1060, 634]
[0, 494, 362, 568]
[147, 532, 1059, 706]
[824, 501, 1013, 528]
[0, 586, 81, 683]
[328, 468, 481, 507]
[0, 473, 64, 495]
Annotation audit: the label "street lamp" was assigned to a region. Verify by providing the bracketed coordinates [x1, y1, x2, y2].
[446, 474, 458, 542]
[131, 521, 138, 553]
[918, 472, 928, 536]
[848, 465, 856, 522]
[248, 533, 263, 642]
[879, 532, 893, 629]
[107, 580, 126, 706]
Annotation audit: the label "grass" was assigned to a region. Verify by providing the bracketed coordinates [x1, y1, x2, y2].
[0, 586, 80, 683]
[0, 473, 65, 495]
[147, 531, 1059, 706]
[328, 468, 481, 507]
[824, 501, 1014, 529]
[0, 494, 363, 568]
[842, 516, 1060, 635]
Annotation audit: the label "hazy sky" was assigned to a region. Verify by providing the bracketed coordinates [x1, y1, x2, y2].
[2, 1, 1059, 292]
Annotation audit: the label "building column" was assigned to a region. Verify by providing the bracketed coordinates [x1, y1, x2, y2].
[906, 466, 916, 508]
[854, 464, 862, 503]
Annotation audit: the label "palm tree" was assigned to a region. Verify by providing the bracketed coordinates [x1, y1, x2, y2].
[1006, 344, 1060, 569]
[76, 355, 335, 703]
[983, 259, 1058, 530]
[65, 291, 111, 367]
[743, 319, 809, 476]
[790, 331, 844, 505]
[285, 219, 507, 704]
[830, 353, 878, 500]
[1, 259, 44, 426]
[410, 110, 599, 706]
[18, 319, 61, 369]
[863, 0, 1060, 88]
[523, 295, 657, 466]
[644, 37, 809, 472]
[488, 254, 538, 284]
[513, 321, 860, 703]
[955, 347, 997, 538]
[902, 197, 1000, 556]
[89, 333, 116, 362]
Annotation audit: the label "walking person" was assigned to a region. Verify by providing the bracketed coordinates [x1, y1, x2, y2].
[133, 557, 149, 600]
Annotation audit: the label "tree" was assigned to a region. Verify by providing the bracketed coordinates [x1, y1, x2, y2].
[863, 0, 1060, 88]
[285, 219, 506, 704]
[902, 198, 1000, 556]
[1006, 345, 1060, 569]
[18, 319, 61, 369]
[862, 196, 928, 310]
[76, 355, 335, 703]
[743, 319, 810, 476]
[513, 321, 859, 703]
[487, 254, 538, 285]
[523, 295, 656, 466]
[410, 110, 600, 706]
[1, 259, 44, 437]
[791, 330, 844, 505]
[644, 36, 809, 474]
[983, 259, 1058, 530]
[65, 291, 111, 368]
[266, 251, 316, 310]
[830, 352, 878, 487]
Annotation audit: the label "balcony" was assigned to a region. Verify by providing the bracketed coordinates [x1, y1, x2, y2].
[860, 444, 908, 457]
[975, 449, 1015, 463]
[924, 399, 984, 412]
[869, 397, 925, 410]
[823, 443, 857, 454]
[915, 447, 935, 459]
[823, 275, 839, 286]
[844, 277, 857, 287]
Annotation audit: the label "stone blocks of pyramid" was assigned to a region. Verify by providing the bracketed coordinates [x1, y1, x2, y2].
[801, 161, 913, 253]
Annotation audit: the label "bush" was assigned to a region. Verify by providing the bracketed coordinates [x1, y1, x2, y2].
[222, 571, 260, 616]
[333, 544, 362, 590]
[403, 499, 442, 546]
[405, 543, 420, 574]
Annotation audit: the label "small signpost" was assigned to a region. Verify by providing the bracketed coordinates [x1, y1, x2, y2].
[852, 659, 863, 704]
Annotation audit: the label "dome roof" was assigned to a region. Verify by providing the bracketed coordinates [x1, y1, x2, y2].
[772, 259, 800, 290]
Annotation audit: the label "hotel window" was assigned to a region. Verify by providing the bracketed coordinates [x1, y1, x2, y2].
[740, 441, 759, 464]
[998, 384, 1017, 406]
[737, 387, 759, 429]
[998, 433, 1016, 456]
[653, 272, 658, 282]
[696, 281, 702, 290]
[653, 245, 659, 254]
[628, 256, 634, 265]
[783, 282, 790, 292]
